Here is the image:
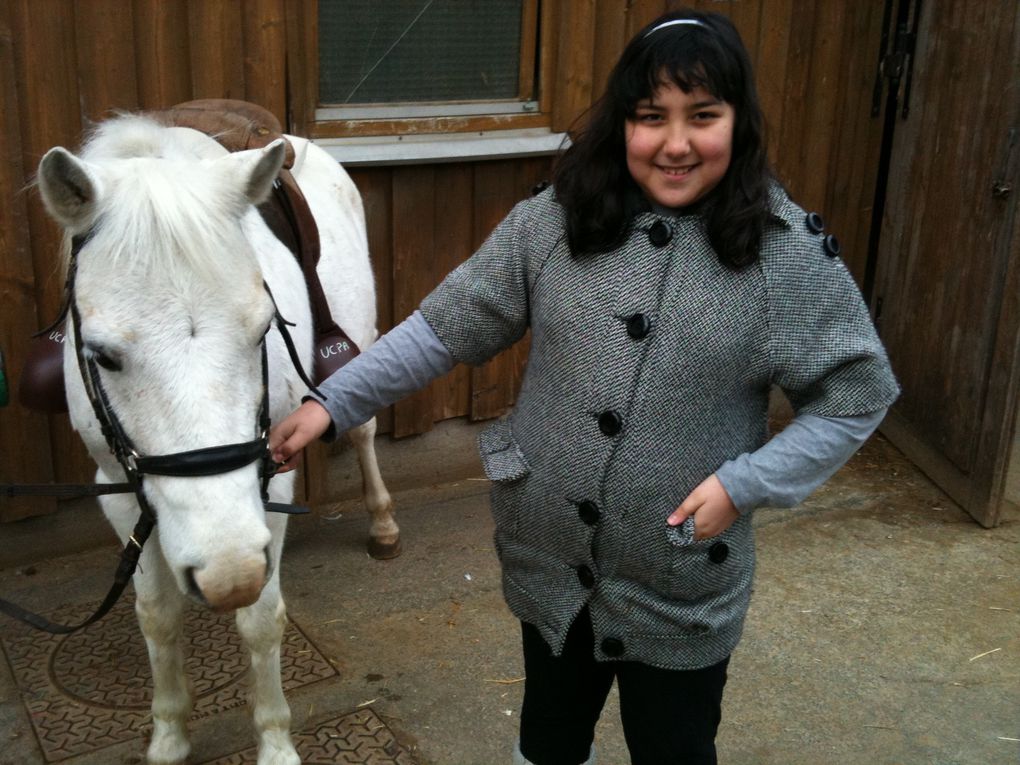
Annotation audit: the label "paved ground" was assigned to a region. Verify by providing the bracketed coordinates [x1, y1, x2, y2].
[0, 424, 1017, 765]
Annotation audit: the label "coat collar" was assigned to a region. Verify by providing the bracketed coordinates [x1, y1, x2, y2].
[766, 180, 799, 229]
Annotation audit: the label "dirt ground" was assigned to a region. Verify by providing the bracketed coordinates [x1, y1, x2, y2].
[0, 424, 1017, 765]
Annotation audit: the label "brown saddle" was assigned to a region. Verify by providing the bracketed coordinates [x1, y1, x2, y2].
[19, 99, 357, 413]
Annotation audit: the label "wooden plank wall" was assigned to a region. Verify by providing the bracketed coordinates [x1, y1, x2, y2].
[0, 0, 291, 520]
[0, 0, 887, 515]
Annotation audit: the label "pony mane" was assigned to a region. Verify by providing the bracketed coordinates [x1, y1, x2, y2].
[72, 114, 258, 287]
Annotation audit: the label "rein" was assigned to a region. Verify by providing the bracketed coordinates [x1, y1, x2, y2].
[0, 232, 319, 634]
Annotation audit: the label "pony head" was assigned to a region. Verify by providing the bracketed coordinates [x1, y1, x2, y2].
[37, 116, 290, 612]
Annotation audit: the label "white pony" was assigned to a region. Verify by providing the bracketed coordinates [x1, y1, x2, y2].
[35, 115, 398, 765]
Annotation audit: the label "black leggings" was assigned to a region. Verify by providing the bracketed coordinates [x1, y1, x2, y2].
[520, 608, 729, 765]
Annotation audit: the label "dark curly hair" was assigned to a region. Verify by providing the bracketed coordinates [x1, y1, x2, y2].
[553, 9, 773, 269]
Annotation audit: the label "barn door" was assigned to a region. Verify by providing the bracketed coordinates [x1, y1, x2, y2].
[869, 0, 1020, 527]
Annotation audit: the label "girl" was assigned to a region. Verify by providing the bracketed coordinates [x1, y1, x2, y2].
[270, 9, 898, 764]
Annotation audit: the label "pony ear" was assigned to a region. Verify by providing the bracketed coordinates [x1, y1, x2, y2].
[218, 139, 286, 210]
[37, 147, 102, 231]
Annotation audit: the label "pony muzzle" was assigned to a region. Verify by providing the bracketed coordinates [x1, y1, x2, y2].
[185, 547, 270, 612]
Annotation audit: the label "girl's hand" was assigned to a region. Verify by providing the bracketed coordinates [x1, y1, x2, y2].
[268, 400, 332, 473]
[667, 474, 739, 540]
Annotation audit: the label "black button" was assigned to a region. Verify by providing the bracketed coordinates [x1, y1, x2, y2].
[626, 313, 651, 340]
[601, 637, 625, 657]
[531, 179, 550, 196]
[823, 234, 841, 258]
[805, 212, 825, 234]
[648, 220, 672, 247]
[709, 542, 729, 564]
[598, 410, 622, 437]
[577, 565, 595, 589]
[577, 500, 601, 525]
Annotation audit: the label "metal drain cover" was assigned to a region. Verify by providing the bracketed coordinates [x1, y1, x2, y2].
[203, 708, 416, 764]
[1, 596, 337, 762]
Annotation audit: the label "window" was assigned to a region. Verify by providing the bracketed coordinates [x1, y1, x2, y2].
[313, 0, 549, 141]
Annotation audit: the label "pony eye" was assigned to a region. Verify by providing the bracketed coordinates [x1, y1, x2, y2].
[84, 345, 123, 372]
[95, 354, 122, 372]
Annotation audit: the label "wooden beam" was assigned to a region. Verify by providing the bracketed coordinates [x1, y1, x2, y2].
[391, 164, 438, 437]
[538, 0, 559, 118]
[756, 0, 794, 170]
[625, 0, 663, 40]
[283, 0, 316, 134]
[430, 164, 474, 422]
[242, 0, 288, 123]
[74, 0, 140, 121]
[518, 0, 540, 101]
[552, 0, 596, 134]
[133, 0, 192, 110]
[0, 0, 57, 520]
[11, 0, 94, 486]
[592, 0, 628, 99]
[822, 0, 886, 283]
[187, 0, 245, 100]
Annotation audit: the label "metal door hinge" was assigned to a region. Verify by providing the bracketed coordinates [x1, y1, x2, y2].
[871, 0, 922, 118]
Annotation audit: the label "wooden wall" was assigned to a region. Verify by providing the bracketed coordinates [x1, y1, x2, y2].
[0, 0, 888, 517]
[0, 0, 294, 520]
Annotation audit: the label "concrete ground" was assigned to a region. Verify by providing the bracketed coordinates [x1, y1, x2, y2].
[0, 420, 1017, 765]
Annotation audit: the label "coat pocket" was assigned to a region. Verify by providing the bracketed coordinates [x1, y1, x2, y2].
[477, 419, 531, 483]
[478, 419, 531, 540]
[657, 515, 754, 603]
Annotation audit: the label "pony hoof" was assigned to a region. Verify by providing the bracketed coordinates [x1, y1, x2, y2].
[367, 537, 402, 560]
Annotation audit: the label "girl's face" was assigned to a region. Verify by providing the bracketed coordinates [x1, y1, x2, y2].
[625, 80, 735, 209]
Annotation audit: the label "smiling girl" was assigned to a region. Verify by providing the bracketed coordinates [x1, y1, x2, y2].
[270, 9, 898, 764]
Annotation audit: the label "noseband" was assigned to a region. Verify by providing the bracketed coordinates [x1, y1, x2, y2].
[0, 231, 321, 634]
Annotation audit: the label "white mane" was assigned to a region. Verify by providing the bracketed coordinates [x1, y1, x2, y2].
[73, 115, 256, 286]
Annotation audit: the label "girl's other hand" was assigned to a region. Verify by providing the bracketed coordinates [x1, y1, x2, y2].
[667, 474, 739, 540]
[268, 400, 332, 473]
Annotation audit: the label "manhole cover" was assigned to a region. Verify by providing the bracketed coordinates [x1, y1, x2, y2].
[203, 708, 416, 764]
[1, 596, 337, 761]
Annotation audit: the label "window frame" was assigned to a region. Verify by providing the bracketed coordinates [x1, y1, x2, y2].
[299, 0, 553, 141]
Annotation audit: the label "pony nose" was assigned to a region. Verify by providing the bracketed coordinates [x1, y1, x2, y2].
[186, 552, 268, 613]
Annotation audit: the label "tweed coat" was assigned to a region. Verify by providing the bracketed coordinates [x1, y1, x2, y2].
[419, 184, 899, 670]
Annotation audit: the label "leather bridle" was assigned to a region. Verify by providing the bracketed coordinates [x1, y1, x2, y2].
[0, 231, 322, 634]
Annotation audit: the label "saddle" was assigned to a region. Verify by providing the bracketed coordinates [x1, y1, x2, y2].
[19, 99, 357, 412]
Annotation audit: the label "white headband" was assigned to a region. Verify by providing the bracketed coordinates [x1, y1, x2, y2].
[644, 19, 707, 37]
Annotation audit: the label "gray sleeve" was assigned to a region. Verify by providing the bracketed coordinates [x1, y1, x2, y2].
[765, 238, 900, 418]
[714, 408, 886, 513]
[419, 200, 534, 365]
[305, 310, 454, 440]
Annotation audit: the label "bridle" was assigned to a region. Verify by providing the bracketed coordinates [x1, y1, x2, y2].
[0, 230, 322, 634]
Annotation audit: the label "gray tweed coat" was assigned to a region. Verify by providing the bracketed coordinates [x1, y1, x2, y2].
[419, 184, 899, 670]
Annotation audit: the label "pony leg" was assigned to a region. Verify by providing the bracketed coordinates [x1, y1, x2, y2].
[235, 523, 298, 765]
[348, 416, 400, 559]
[136, 542, 192, 765]
[102, 494, 192, 765]
[135, 575, 191, 765]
